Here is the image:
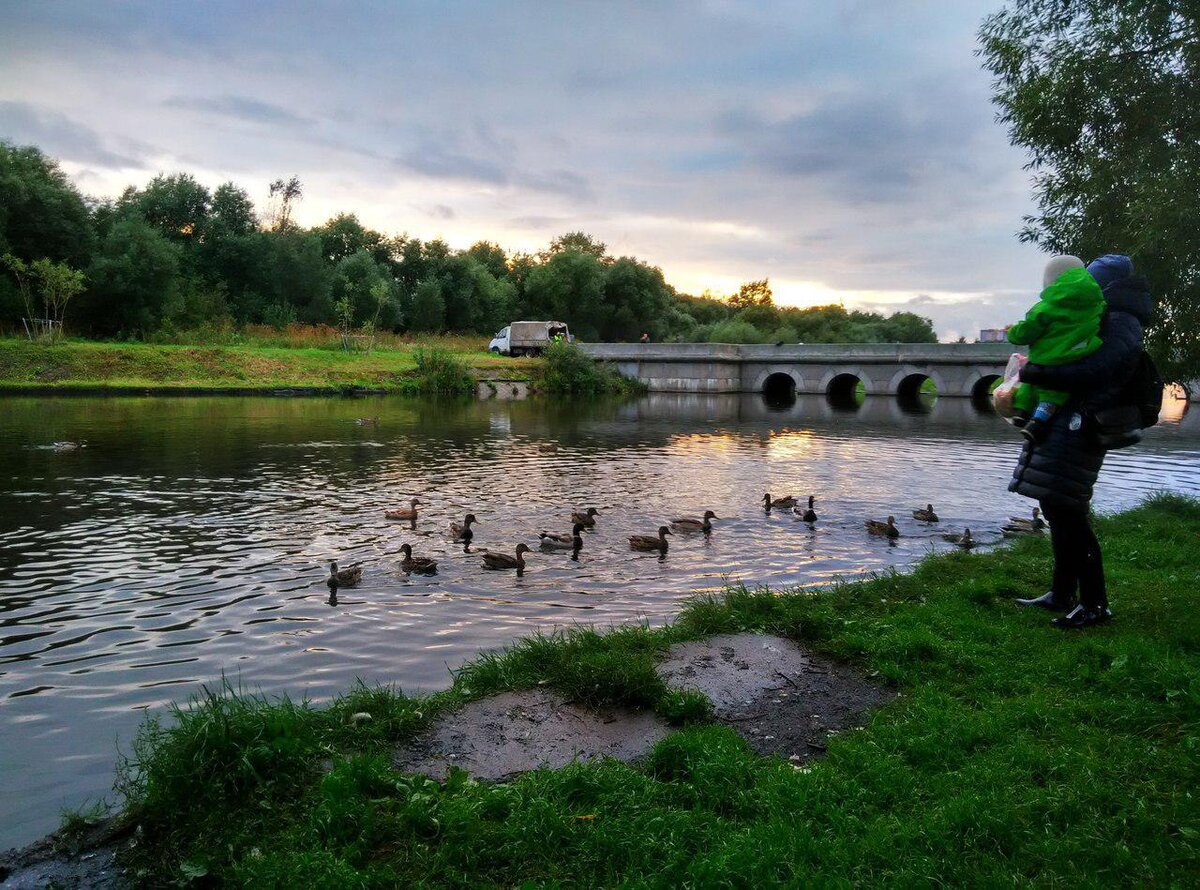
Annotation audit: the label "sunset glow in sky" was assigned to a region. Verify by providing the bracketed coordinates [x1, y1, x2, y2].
[0, 0, 1049, 339]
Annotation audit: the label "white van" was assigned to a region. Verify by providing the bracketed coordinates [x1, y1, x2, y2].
[488, 321, 572, 356]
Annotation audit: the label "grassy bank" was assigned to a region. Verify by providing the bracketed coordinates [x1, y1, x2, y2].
[92, 495, 1200, 884]
[0, 337, 534, 394]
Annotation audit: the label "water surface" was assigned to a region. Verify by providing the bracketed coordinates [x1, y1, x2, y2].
[1, 392, 1197, 848]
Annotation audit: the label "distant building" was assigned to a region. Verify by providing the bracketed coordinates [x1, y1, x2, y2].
[978, 329, 1007, 343]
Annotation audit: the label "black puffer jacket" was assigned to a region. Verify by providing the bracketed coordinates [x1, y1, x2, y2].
[1008, 274, 1153, 509]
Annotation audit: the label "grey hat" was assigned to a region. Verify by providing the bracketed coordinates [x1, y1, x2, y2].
[1043, 255, 1085, 288]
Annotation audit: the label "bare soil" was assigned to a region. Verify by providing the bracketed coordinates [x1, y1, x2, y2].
[396, 633, 893, 779]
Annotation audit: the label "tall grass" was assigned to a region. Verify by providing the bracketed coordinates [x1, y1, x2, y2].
[412, 347, 475, 394]
[144, 323, 491, 353]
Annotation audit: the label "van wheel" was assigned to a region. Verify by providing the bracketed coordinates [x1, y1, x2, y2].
[490, 347, 501, 354]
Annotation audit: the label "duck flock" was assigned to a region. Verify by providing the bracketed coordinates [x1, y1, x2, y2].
[325, 496, 1048, 588]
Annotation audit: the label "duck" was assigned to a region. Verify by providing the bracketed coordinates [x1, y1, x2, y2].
[540, 523, 585, 555]
[630, 526, 672, 553]
[353, 417, 379, 426]
[796, 495, 818, 523]
[912, 503, 939, 523]
[670, 511, 717, 534]
[482, 543, 531, 572]
[942, 528, 975, 548]
[51, 441, 86, 452]
[449, 514, 477, 539]
[865, 516, 900, 539]
[763, 493, 799, 510]
[570, 507, 600, 528]
[327, 560, 362, 587]
[537, 443, 559, 453]
[385, 498, 421, 521]
[398, 544, 437, 574]
[1006, 507, 1047, 531]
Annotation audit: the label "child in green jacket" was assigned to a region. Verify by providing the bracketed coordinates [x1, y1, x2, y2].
[1007, 256, 1106, 442]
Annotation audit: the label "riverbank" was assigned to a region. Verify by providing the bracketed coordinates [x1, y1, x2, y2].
[8, 494, 1197, 886]
[0, 338, 536, 395]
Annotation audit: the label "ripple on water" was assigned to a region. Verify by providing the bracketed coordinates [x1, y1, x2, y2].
[0, 392, 1197, 848]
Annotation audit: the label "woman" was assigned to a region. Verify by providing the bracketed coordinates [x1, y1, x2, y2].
[1010, 254, 1153, 629]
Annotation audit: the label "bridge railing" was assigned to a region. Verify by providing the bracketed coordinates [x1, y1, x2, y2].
[578, 342, 1017, 363]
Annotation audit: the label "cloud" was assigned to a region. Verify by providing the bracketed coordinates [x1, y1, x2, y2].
[163, 95, 314, 128]
[0, 100, 142, 168]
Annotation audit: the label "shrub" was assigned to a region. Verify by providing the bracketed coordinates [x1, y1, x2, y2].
[413, 347, 474, 394]
[540, 340, 641, 395]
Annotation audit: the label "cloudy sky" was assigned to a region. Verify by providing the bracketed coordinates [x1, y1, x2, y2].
[0, 0, 1046, 339]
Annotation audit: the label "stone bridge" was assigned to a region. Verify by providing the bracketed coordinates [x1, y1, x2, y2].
[579, 342, 1016, 403]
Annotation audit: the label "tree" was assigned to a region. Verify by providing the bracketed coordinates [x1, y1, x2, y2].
[83, 217, 182, 335]
[523, 250, 608, 340]
[729, 278, 773, 309]
[266, 176, 303, 231]
[409, 278, 446, 332]
[120, 173, 211, 244]
[209, 183, 257, 237]
[540, 231, 609, 263]
[30, 258, 86, 337]
[0, 142, 94, 267]
[979, 1, 1200, 380]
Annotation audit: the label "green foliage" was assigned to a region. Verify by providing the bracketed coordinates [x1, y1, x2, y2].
[412, 346, 473, 394]
[979, 2, 1200, 380]
[0, 141, 94, 266]
[729, 278, 773, 309]
[539, 340, 640, 395]
[83, 216, 182, 336]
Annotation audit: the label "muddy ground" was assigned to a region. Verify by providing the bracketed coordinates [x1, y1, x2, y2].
[397, 633, 894, 778]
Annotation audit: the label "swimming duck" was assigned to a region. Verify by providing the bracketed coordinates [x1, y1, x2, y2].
[450, 514, 477, 539]
[1006, 507, 1047, 531]
[353, 417, 379, 426]
[942, 528, 975, 548]
[385, 498, 421, 521]
[912, 503, 939, 523]
[865, 516, 900, 539]
[630, 526, 672, 552]
[670, 511, 717, 533]
[571, 507, 600, 528]
[327, 560, 363, 587]
[796, 496, 818, 523]
[540, 523, 585, 554]
[398, 544, 437, 574]
[482, 543, 531, 571]
[763, 493, 799, 510]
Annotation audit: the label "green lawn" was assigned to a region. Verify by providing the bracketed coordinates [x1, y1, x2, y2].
[103, 495, 1200, 885]
[0, 338, 534, 393]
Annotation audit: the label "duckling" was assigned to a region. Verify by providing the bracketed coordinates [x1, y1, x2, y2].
[670, 511, 717, 534]
[942, 528, 975, 548]
[763, 493, 799, 510]
[865, 516, 900, 539]
[398, 544, 437, 575]
[796, 495, 818, 523]
[540, 523, 585, 554]
[912, 503, 939, 523]
[1006, 507, 1047, 531]
[537, 443, 559, 453]
[328, 560, 362, 587]
[630, 526, 672, 553]
[570, 507, 600, 528]
[385, 498, 422, 521]
[482, 543, 531, 572]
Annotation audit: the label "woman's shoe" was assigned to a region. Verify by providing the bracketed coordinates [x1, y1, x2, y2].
[1015, 590, 1074, 611]
[1051, 605, 1113, 630]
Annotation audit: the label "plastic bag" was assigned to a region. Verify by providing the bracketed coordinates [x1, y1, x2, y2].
[990, 352, 1027, 421]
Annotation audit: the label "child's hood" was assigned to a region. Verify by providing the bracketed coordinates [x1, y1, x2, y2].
[1040, 267, 1105, 311]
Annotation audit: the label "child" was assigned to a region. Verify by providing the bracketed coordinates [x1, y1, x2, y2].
[1006, 255, 1106, 442]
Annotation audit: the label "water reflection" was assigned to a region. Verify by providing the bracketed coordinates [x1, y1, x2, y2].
[0, 392, 1197, 849]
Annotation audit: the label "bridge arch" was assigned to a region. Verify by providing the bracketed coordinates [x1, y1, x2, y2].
[750, 368, 803, 396]
[962, 369, 1004, 410]
[823, 370, 868, 410]
[760, 371, 798, 403]
[894, 372, 939, 413]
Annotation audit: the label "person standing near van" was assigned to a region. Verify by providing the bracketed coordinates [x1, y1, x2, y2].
[1010, 254, 1154, 629]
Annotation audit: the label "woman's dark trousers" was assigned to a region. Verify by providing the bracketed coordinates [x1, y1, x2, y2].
[1040, 502, 1107, 609]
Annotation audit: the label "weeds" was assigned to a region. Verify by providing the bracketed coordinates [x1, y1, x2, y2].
[412, 346, 475, 394]
[539, 340, 644, 395]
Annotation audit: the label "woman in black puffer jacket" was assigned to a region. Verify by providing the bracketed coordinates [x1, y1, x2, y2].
[1009, 254, 1153, 629]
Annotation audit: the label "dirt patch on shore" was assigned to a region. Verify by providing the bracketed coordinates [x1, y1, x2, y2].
[657, 633, 895, 762]
[396, 633, 893, 779]
[0, 821, 130, 890]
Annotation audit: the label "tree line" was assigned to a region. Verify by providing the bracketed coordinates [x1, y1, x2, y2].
[0, 141, 937, 345]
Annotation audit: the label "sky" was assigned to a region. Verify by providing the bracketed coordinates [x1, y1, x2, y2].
[0, 0, 1047, 340]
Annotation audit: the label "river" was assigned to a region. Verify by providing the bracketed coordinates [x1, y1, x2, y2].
[1, 391, 1197, 848]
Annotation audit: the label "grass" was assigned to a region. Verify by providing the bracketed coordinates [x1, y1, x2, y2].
[0, 336, 534, 394]
[102, 494, 1200, 885]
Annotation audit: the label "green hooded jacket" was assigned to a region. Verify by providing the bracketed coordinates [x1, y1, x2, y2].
[1007, 267, 1105, 365]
